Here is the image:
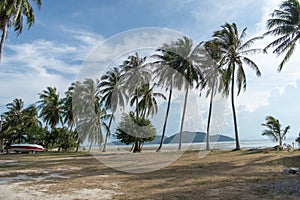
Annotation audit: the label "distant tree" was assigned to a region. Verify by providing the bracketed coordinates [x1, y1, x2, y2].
[0, 0, 42, 60]
[261, 115, 290, 149]
[264, 0, 300, 71]
[115, 112, 156, 153]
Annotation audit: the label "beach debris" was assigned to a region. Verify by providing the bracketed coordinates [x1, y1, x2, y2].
[283, 168, 300, 175]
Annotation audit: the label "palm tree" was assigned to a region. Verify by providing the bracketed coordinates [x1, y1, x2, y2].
[98, 67, 127, 152]
[0, 0, 42, 60]
[4, 99, 25, 143]
[264, 0, 300, 71]
[136, 83, 166, 119]
[213, 22, 262, 150]
[261, 115, 290, 149]
[61, 82, 81, 151]
[62, 83, 75, 129]
[161, 36, 203, 150]
[37, 87, 63, 129]
[22, 104, 42, 128]
[5, 98, 24, 126]
[121, 52, 151, 118]
[74, 79, 104, 151]
[3, 99, 42, 145]
[152, 43, 187, 151]
[199, 40, 223, 150]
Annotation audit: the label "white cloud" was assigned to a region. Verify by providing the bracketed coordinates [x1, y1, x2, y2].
[0, 29, 105, 111]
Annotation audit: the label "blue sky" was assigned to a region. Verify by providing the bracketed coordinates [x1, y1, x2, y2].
[1, 0, 300, 142]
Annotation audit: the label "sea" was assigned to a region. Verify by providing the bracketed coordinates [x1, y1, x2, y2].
[187, 139, 298, 150]
[103, 139, 299, 151]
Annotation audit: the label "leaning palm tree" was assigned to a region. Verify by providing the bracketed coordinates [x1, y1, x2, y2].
[264, 0, 300, 71]
[0, 0, 42, 60]
[262, 115, 290, 149]
[98, 67, 127, 152]
[164, 36, 203, 150]
[213, 22, 262, 150]
[199, 40, 223, 150]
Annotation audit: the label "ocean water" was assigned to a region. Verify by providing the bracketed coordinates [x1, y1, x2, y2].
[94, 139, 299, 151]
[186, 139, 299, 150]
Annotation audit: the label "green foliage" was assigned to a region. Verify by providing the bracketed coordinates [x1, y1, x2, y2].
[51, 127, 78, 151]
[211, 22, 262, 150]
[261, 115, 290, 148]
[264, 0, 300, 71]
[115, 112, 156, 152]
[0, 0, 42, 60]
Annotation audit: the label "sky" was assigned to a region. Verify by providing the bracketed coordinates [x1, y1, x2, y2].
[1, 0, 300, 142]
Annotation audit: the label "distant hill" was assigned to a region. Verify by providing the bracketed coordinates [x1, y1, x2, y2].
[164, 131, 234, 144]
[110, 132, 234, 146]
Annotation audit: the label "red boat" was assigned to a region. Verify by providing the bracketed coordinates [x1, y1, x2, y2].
[10, 144, 45, 153]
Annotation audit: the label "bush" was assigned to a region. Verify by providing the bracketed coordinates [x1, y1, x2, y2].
[115, 112, 156, 152]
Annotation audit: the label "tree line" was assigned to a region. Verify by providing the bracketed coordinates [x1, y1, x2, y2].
[0, 0, 299, 152]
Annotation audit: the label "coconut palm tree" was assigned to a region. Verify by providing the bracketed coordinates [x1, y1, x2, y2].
[0, 0, 42, 60]
[121, 52, 151, 118]
[152, 43, 187, 151]
[199, 40, 223, 150]
[37, 87, 63, 129]
[61, 82, 82, 151]
[135, 83, 166, 119]
[62, 83, 75, 129]
[264, 0, 300, 71]
[3, 99, 25, 143]
[161, 36, 203, 150]
[3, 99, 42, 145]
[261, 115, 290, 149]
[22, 104, 42, 128]
[213, 22, 262, 150]
[74, 79, 105, 151]
[98, 67, 127, 152]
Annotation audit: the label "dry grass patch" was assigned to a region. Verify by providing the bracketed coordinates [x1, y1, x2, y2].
[0, 149, 299, 199]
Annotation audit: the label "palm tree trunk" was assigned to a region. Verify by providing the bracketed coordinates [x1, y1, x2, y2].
[136, 88, 139, 118]
[133, 140, 140, 153]
[279, 138, 283, 149]
[0, 18, 8, 61]
[102, 115, 113, 152]
[231, 69, 240, 150]
[179, 87, 189, 150]
[75, 138, 80, 152]
[157, 88, 172, 152]
[206, 85, 214, 151]
[88, 142, 92, 152]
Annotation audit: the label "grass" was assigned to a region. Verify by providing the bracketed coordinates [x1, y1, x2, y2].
[0, 149, 299, 199]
